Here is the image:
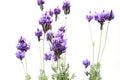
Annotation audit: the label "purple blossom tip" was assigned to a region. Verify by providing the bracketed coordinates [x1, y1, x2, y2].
[37, 0, 44, 6]
[49, 9, 53, 17]
[83, 59, 90, 68]
[58, 26, 65, 33]
[86, 11, 93, 22]
[35, 28, 42, 41]
[54, 7, 61, 15]
[16, 36, 30, 52]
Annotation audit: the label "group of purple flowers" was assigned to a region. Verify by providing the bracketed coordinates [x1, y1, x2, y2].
[16, 0, 70, 61]
[16, 36, 30, 60]
[35, 26, 66, 62]
[86, 10, 114, 30]
[35, 0, 70, 62]
[45, 26, 66, 61]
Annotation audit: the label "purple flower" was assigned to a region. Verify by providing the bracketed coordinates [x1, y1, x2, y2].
[62, 1, 70, 15]
[54, 7, 61, 15]
[52, 54, 58, 61]
[16, 51, 25, 60]
[44, 53, 52, 61]
[54, 7, 61, 21]
[58, 26, 65, 33]
[39, 13, 53, 33]
[37, 0, 45, 11]
[50, 36, 66, 58]
[86, 11, 93, 22]
[83, 59, 90, 68]
[104, 10, 114, 21]
[35, 28, 42, 41]
[49, 9, 53, 17]
[94, 11, 106, 26]
[46, 32, 54, 42]
[16, 37, 30, 52]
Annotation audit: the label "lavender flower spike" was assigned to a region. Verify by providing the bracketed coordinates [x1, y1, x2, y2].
[37, 0, 45, 11]
[54, 7, 61, 21]
[35, 28, 42, 41]
[62, 1, 70, 15]
[104, 10, 114, 21]
[86, 11, 93, 22]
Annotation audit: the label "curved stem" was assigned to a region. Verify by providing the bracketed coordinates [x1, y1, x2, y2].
[88, 22, 95, 64]
[97, 29, 102, 63]
[99, 21, 110, 62]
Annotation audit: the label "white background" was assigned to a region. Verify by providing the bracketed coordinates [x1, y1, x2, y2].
[0, 0, 120, 80]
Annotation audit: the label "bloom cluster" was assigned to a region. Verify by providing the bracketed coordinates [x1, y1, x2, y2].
[86, 10, 114, 30]
[45, 26, 66, 61]
[16, 36, 30, 60]
[39, 12, 53, 33]
[62, 1, 70, 15]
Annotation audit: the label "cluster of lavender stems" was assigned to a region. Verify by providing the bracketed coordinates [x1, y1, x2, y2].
[35, 0, 71, 79]
[82, 10, 114, 79]
[86, 10, 114, 64]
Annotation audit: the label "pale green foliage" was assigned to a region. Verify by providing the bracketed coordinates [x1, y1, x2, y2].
[51, 63, 75, 80]
[89, 63, 101, 80]
[38, 69, 48, 80]
[25, 74, 31, 80]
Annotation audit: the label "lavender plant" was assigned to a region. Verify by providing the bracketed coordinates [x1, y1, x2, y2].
[83, 10, 114, 80]
[16, 36, 31, 80]
[15, 0, 115, 80]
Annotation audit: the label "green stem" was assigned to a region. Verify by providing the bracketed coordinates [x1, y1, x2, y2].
[25, 58, 28, 74]
[43, 33, 45, 72]
[88, 22, 95, 64]
[39, 41, 42, 70]
[99, 21, 110, 62]
[64, 15, 67, 68]
[97, 29, 102, 63]
[21, 61, 26, 75]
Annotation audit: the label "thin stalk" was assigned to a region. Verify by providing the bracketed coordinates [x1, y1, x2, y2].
[38, 41, 42, 70]
[64, 15, 67, 68]
[88, 22, 95, 64]
[97, 29, 102, 63]
[43, 33, 45, 72]
[21, 61, 26, 75]
[25, 58, 28, 74]
[99, 21, 110, 62]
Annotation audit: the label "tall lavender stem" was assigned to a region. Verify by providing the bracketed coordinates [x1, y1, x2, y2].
[38, 41, 42, 70]
[64, 15, 67, 67]
[99, 21, 110, 62]
[88, 22, 95, 64]
[43, 33, 45, 72]
[97, 28, 102, 63]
